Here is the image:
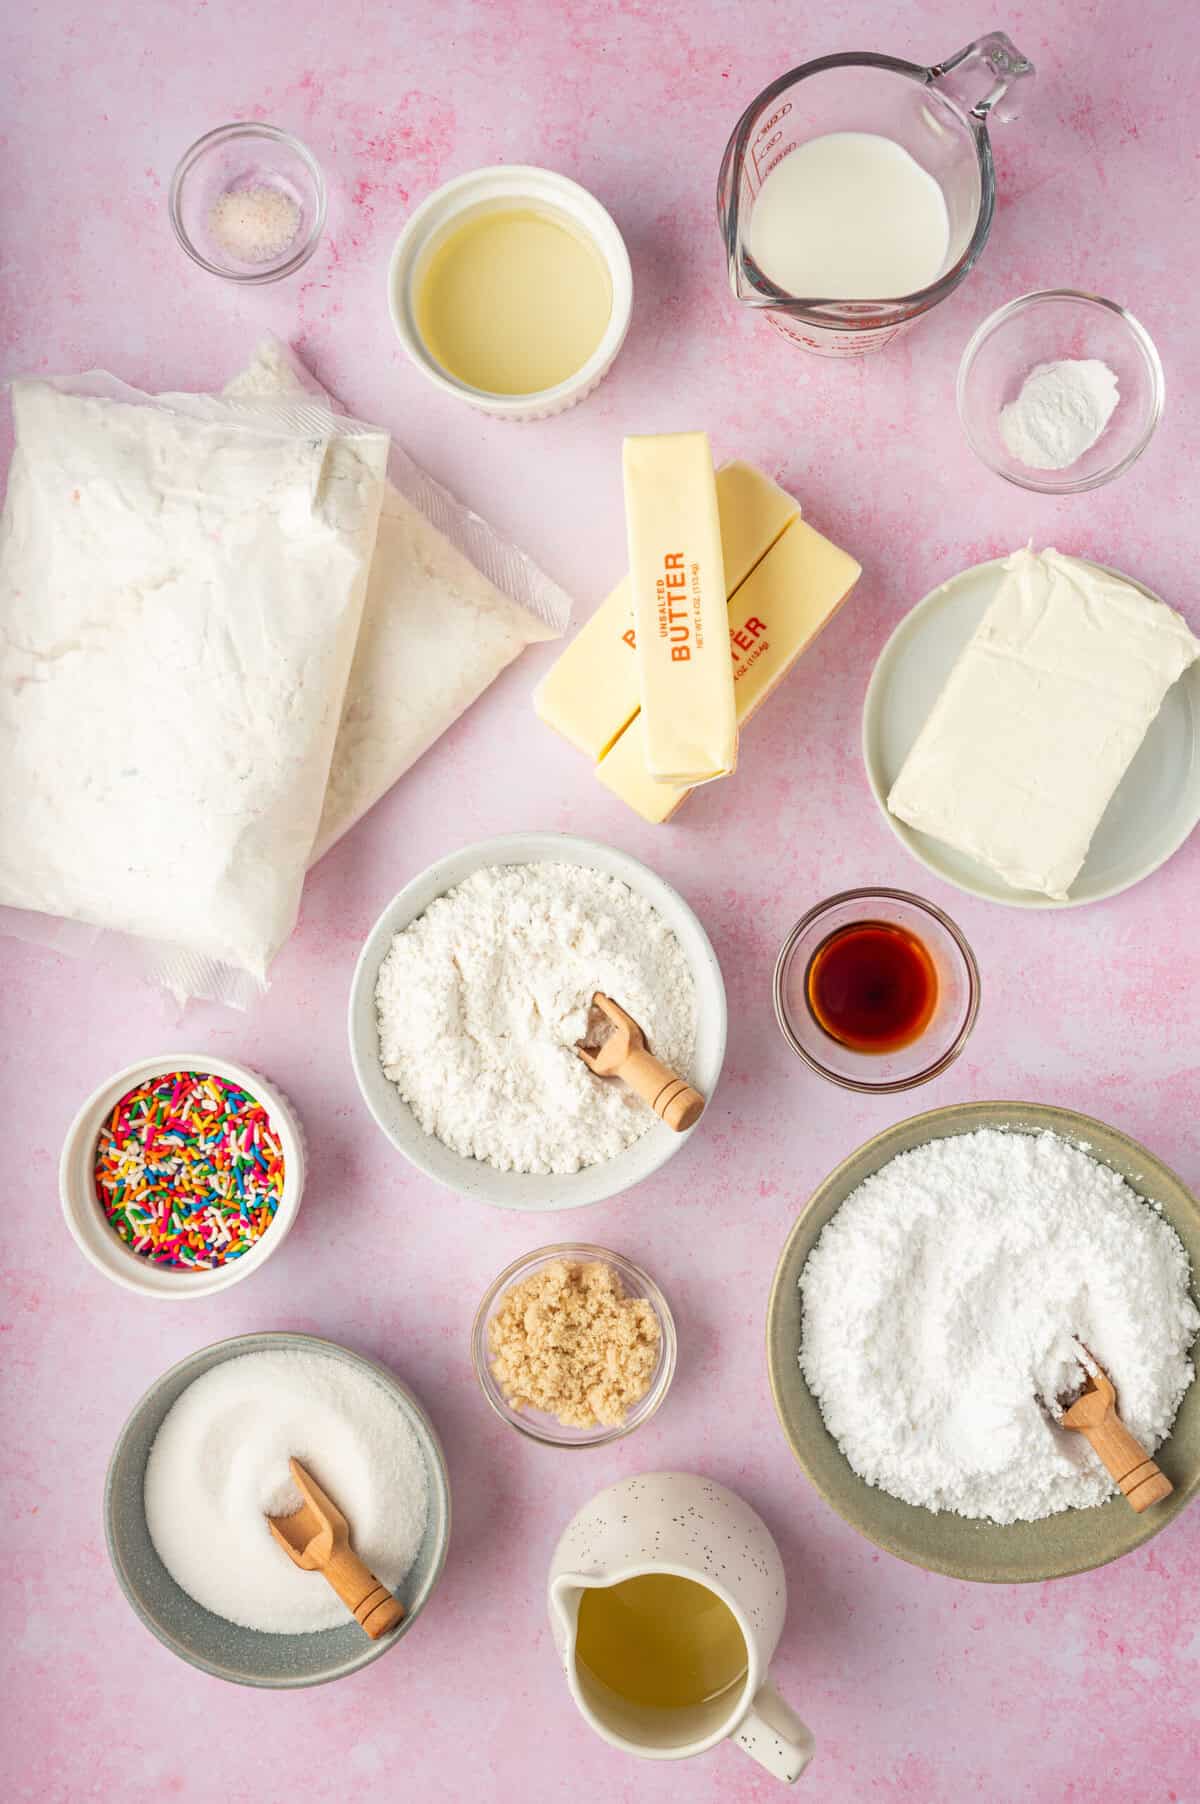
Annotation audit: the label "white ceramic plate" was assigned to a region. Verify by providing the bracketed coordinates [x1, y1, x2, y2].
[347, 833, 727, 1210]
[862, 557, 1200, 908]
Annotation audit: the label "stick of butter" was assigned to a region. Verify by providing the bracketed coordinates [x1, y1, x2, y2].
[623, 432, 736, 784]
[597, 518, 862, 822]
[534, 462, 800, 761]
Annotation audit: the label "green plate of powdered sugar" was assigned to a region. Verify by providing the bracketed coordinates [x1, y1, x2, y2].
[767, 1101, 1200, 1582]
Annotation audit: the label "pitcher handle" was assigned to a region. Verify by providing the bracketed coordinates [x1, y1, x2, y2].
[732, 1678, 815, 1784]
[928, 30, 1035, 125]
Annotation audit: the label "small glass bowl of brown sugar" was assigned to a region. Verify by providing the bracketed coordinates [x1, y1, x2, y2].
[471, 1244, 677, 1447]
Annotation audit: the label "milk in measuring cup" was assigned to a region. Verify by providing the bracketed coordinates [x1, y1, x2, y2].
[748, 132, 950, 301]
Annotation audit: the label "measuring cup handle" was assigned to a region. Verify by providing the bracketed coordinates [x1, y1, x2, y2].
[928, 31, 1036, 125]
[732, 1678, 815, 1784]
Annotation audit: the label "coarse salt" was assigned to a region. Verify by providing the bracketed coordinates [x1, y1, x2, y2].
[209, 184, 301, 264]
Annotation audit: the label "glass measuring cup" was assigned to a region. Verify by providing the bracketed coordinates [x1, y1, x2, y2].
[717, 32, 1034, 357]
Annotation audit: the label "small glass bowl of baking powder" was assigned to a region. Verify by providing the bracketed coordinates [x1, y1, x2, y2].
[471, 1244, 677, 1448]
[957, 290, 1164, 494]
[169, 123, 326, 284]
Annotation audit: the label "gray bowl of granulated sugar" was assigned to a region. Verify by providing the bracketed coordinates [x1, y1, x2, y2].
[105, 1332, 451, 1686]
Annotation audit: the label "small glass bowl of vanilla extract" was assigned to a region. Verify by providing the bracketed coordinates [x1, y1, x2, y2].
[773, 889, 980, 1092]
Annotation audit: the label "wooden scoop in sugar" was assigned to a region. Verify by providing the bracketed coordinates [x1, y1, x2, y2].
[267, 1457, 405, 1638]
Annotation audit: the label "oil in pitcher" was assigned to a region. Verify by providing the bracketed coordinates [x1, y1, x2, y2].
[575, 1573, 748, 1711]
[548, 1472, 815, 1781]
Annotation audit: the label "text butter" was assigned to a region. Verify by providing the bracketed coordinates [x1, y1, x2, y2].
[597, 518, 862, 822]
[534, 462, 799, 762]
[623, 432, 736, 785]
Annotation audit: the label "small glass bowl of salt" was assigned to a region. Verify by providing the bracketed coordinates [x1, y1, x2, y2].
[169, 123, 326, 284]
[957, 289, 1164, 494]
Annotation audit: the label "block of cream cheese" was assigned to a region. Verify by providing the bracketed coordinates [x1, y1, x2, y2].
[623, 432, 736, 784]
[886, 547, 1200, 899]
[597, 518, 862, 822]
[535, 461, 799, 762]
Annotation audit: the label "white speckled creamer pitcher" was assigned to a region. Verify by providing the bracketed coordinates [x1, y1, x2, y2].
[548, 1472, 814, 1783]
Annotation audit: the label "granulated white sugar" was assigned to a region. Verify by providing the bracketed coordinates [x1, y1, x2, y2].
[799, 1129, 1198, 1523]
[144, 1349, 429, 1633]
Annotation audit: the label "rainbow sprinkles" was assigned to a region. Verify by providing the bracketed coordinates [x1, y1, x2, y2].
[93, 1071, 284, 1270]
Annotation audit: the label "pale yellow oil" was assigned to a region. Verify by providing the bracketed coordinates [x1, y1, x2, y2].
[575, 1574, 748, 1711]
[414, 203, 612, 396]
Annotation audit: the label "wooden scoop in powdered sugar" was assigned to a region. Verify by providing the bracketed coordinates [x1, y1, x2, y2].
[1052, 1350, 1174, 1514]
[576, 992, 705, 1133]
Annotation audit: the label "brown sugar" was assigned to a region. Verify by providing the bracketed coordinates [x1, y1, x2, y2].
[488, 1258, 662, 1429]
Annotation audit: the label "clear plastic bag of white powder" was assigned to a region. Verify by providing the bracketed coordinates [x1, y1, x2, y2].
[0, 344, 571, 1006]
[223, 338, 572, 861]
[0, 373, 389, 1005]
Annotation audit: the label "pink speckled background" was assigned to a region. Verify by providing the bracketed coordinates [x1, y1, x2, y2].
[3, 2, 1200, 1798]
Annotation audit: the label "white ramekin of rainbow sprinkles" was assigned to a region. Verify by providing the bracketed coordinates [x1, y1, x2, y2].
[60, 1053, 306, 1297]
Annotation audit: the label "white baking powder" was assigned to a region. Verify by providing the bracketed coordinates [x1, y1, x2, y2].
[144, 1350, 429, 1634]
[375, 862, 698, 1174]
[799, 1130, 1198, 1523]
[999, 359, 1119, 470]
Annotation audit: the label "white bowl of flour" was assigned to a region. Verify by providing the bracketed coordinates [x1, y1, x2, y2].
[348, 833, 727, 1209]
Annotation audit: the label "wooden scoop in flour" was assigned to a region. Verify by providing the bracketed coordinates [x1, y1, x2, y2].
[576, 992, 705, 1132]
[267, 1457, 405, 1638]
[1058, 1356, 1174, 1514]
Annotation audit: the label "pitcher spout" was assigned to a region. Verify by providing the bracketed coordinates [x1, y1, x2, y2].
[547, 1571, 589, 1649]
